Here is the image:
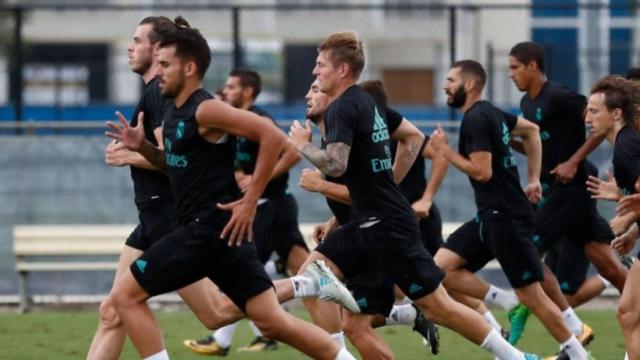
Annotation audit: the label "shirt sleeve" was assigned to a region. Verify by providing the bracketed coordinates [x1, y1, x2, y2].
[326, 99, 356, 146]
[384, 106, 404, 134]
[463, 111, 494, 154]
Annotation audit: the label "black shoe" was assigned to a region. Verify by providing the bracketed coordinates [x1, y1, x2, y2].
[411, 304, 440, 355]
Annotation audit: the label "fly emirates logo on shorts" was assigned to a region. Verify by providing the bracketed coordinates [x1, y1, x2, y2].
[370, 106, 392, 173]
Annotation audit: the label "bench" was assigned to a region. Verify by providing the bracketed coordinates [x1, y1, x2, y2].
[12, 221, 469, 313]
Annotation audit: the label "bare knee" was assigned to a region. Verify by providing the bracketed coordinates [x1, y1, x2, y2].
[98, 297, 121, 330]
[617, 301, 639, 330]
[251, 310, 291, 340]
[342, 314, 372, 342]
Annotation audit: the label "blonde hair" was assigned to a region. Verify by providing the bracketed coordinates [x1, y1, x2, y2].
[318, 31, 365, 79]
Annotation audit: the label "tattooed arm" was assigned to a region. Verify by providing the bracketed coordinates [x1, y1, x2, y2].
[391, 119, 425, 183]
[289, 120, 351, 178]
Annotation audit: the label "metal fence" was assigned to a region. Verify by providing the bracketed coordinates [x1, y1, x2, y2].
[0, 2, 639, 123]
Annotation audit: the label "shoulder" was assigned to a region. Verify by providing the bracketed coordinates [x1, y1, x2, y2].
[547, 82, 585, 104]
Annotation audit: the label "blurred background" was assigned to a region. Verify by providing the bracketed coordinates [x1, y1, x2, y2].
[0, 0, 634, 301]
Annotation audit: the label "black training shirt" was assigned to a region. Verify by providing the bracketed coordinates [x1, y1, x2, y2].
[129, 77, 174, 208]
[520, 81, 588, 190]
[325, 85, 413, 222]
[458, 101, 533, 219]
[235, 105, 289, 198]
[162, 89, 241, 224]
[613, 125, 640, 196]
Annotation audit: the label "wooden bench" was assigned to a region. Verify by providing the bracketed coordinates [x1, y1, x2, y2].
[12, 221, 472, 313]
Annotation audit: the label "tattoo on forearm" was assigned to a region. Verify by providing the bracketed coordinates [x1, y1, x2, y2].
[407, 140, 421, 163]
[300, 142, 350, 177]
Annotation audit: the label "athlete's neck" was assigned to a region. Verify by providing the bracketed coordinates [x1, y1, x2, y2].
[141, 63, 161, 84]
[328, 79, 356, 99]
[526, 74, 547, 99]
[608, 121, 625, 145]
[461, 93, 482, 113]
[174, 81, 202, 108]
[240, 100, 254, 111]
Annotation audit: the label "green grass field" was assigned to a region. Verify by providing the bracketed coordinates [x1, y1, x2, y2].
[0, 308, 626, 359]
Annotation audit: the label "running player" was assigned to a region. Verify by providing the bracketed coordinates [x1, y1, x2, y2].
[88, 17, 238, 360]
[184, 69, 343, 355]
[106, 17, 356, 360]
[289, 31, 542, 360]
[430, 59, 590, 360]
[509, 41, 627, 346]
[583, 75, 640, 360]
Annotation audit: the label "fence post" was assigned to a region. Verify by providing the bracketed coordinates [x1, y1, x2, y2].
[487, 42, 494, 102]
[11, 7, 24, 133]
[232, 6, 243, 69]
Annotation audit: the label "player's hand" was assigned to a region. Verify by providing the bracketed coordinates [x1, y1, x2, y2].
[313, 217, 338, 244]
[300, 168, 324, 193]
[429, 124, 448, 152]
[609, 213, 636, 236]
[586, 172, 621, 201]
[217, 197, 256, 247]
[235, 173, 252, 193]
[411, 197, 432, 218]
[288, 120, 313, 151]
[550, 160, 577, 184]
[617, 193, 640, 217]
[611, 226, 638, 255]
[106, 111, 145, 151]
[524, 181, 542, 204]
[104, 140, 129, 167]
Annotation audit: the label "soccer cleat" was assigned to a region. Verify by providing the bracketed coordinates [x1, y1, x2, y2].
[182, 336, 230, 356]
[543, 350, 596, 360]
[524, 353, 543, 360]
[576, 323, 595, 346]
[237, 336, 278, 352]
[305, 260, 361, 313]
[412, 304, 439, 355]
[507, 304, 532, 345]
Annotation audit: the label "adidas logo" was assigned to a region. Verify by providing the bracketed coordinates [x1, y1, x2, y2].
[409, 283, 423, 294]
[560, 282, 570, 290]
[491, 292, 497, 299]
[319, 277, 331, 287]
[357, 298, 368, 308]
[521, 271, 532, 281]
[136, 259, 147, 273]
[294, 280, 300, 291]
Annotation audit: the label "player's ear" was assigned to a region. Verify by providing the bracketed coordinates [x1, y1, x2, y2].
[184, 60, 197, 77]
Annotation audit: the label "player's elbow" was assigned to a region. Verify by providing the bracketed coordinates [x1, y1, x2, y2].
[474, 169, 492, 183]
[326, 164, 346, 178]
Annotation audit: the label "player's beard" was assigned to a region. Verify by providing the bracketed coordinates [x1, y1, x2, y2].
[447, 85, 467, 109]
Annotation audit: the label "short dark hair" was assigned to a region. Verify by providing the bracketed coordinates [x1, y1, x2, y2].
[590, 75, 639, 127]
[359, 80, 388, 106]
[159, 16, 211, 79]
[229, 69, 262, 100]
[626, 67, 640, 81]
[510, 42, 546, 73]
[139, 16, 175, 44]
[451, 60, 487, 90]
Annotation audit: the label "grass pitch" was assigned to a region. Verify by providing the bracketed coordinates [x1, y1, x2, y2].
[0, 308, 625, 359]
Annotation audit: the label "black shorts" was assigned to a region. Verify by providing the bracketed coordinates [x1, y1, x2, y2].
[444, 210, 543, 288]
[419, 203, 444, 256]
[534, 187, 613, 254]
[346, 270, 396, 317]
[125, 201, 177, 251]
[317, 216, 444, 300]
[254, 194, 309, 264]
[130, 211, 273, 311]
[544, 238, 590, 295]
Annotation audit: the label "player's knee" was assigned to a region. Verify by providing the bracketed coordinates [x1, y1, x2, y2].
[251, 315, 288, 340]
[110, 286, 135, 312]
[199, 312, 226, 331]
[98, 297, 121, 329]
[341, 315, 371, 343]
[617, 301, 639, 330]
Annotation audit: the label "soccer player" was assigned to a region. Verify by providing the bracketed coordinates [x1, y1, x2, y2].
[583, 75, 640, 360]
[509, 41, 627, 345]
[299, 79, 441, 358]
[430, 59, 590, 360]
[184, 69, 344, 355]
[289, 31, 542, 360]
[88, 17, 238, 360]
[106, 17, 356, 360]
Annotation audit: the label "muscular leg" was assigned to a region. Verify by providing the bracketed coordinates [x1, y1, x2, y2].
[584, 241, 628, 292]
[246, 289, 345, 360]
[434, 248, 491, 299]
[342, 311, 394, 360]
[286, 245, 342, 334]
[514, 282, 573, 343]
[177, 278, 244, 330]
[87, 245, 142, 360]
[540, 263, 571, 312]
[618, 262, 640, 359]
[565, 276, 607, 308]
